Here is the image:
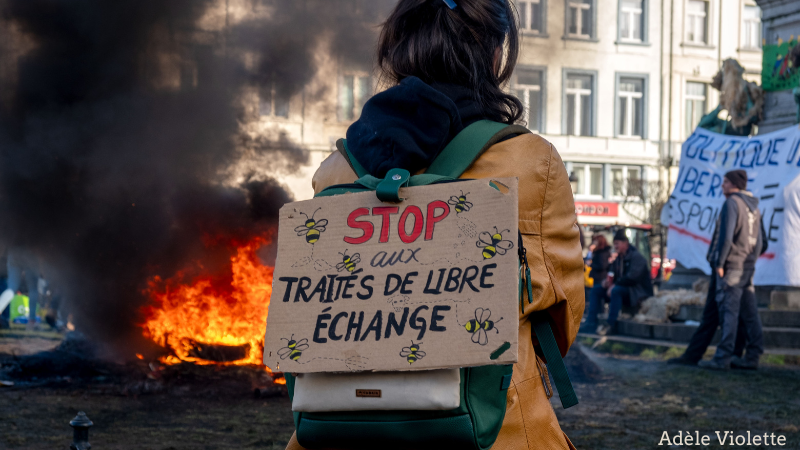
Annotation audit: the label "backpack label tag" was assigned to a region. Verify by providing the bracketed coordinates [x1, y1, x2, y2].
[356, 389, 382, 398]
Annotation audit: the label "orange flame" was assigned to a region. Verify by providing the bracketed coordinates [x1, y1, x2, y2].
[141, 238, 273, 367]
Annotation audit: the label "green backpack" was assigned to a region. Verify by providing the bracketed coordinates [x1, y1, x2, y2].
[284, 120, 577, 450]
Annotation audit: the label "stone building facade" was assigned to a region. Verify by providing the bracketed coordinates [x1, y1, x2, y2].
[263, 0, 767, 229]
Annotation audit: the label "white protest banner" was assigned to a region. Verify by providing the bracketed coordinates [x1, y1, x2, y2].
[663, 125, 800, 286]
[263, 178, 520, 373]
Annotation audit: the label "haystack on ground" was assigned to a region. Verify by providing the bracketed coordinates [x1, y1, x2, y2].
[634, 279, 709, 323]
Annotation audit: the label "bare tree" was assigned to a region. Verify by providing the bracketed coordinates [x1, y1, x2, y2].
[611, 178, 668, 226]
[612, 177, 670, 280]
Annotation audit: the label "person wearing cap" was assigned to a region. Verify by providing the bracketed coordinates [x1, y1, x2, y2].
[698, 170, 767, 370]
[666, 171, 753, 368]
[600, 229, 653, 335]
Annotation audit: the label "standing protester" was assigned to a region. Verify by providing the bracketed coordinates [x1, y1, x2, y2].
[285, 1, 585, 448]
[699, 170, 766, 370]
[667, 175, 757, 366]
[6, 248, 42, 330]
[601, 230, 653, 335]
[580, 234, 612, 333]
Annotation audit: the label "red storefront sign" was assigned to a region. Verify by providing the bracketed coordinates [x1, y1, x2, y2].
[575, 201, 618, 217]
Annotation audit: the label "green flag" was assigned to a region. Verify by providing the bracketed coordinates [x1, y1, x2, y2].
[762, 41, 800, 92]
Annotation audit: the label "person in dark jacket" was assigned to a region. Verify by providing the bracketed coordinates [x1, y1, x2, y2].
[699, 170, 766, 370]
[667, 175, 766, 367]
[601, 229, 653, 334]
[580, 234, 612, 333]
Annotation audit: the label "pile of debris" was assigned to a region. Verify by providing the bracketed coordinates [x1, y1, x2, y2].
[0, 332, 286, 398]
[633, 279, 708, 324]
[0, 331, 122, 381]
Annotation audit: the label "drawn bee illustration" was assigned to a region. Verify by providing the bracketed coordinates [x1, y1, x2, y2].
[295, 208, 328, 244]
[464, 308, 502, 346]
[278, 335, 309, 361]
[476, 227, 513, 260]
[448, 191, 473, 214]
[399, 341, 427, 364]
[335, 250, 362, 274]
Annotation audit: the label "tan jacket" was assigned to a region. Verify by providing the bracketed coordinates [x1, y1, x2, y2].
[285, 133, 585, 450]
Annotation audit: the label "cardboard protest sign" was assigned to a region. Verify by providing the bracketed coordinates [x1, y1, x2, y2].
[263, 178, 519, 373]
[663, 125, 800, 286]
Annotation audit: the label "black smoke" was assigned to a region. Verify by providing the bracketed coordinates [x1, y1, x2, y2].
[0, 0, 393, 352]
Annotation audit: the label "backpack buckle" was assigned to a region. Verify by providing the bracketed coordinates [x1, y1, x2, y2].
[376, 169, 410, 202]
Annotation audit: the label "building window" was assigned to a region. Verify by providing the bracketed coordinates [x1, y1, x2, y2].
[565, 73, 594, 136]
[567, 0, 593, 39]
[514, 68, 544, 131]
[617, 77, 644, 138]
[619, 0, 644, 42]
[518, 0, 545, 34]
[339, 74, 371, 122]
[685, 81, 707, 137]
[259, 78, 290, 118]
[742, 5, 761, 49]
[572, 163, 604, 197]
[686, 0, 708, 45]
[610, 165, 642, 199]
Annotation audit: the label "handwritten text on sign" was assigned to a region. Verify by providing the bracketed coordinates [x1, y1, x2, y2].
[663, 126, 800, 286]
[263, 178, 520, 373]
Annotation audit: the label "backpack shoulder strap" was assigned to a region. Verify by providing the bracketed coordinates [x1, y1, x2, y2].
[520, 234, 578, 409]
[335, 121, 531, 180]
[425, 120, 531, 178]
[531, 312, 579, 409]
[336, 138, 369, 178]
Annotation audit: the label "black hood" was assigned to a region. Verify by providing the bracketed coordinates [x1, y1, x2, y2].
[345, 76, 488, 178]
[732, 191, 760, 212]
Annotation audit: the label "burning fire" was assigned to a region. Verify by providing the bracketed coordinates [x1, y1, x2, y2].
[141, 238, 273, 367]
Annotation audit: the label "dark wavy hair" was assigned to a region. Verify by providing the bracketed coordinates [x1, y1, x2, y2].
[377, 0, 523, 125]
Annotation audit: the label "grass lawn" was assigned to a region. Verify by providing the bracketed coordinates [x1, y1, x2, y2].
[1, 333, 799, 449]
